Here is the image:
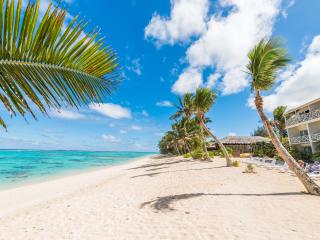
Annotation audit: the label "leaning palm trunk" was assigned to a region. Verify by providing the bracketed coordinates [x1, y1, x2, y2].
[199, 124, 210, 159]
[175, 143, 181, 156]
[255, 91, 320, 195]
[185, 141, 191, 153]
[200, 120, 232, 167]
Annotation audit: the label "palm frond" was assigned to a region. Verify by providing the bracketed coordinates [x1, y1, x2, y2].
[247, 38, 290, 91]
[0, 0, 121, 129]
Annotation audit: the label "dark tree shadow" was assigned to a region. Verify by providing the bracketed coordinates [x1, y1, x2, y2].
[131, 166, 226, 179]
[131, 172, 162, 178]
[127, 159, 193, 170]
[149, 155, 176, 160]
[145, 167, 169, 172]
[140, 192, 306, 211]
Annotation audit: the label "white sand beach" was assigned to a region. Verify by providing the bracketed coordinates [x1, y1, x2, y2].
[0, 155, 320, 240]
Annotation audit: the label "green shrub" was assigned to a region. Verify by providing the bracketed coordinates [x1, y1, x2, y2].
[191, 149, 205, 160]
[232, 160, 240, 167]
[244, 163, 256, 173]
[253, 142, 276, 158]
[183, 153, 192, 158]
[208, 151, 215, 158]
[312, 152, 320, 161]
[290, 146, 312, 161]
[210, 147, 233, 157]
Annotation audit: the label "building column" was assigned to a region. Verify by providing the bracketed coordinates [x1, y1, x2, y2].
[307, 123, 315, 153]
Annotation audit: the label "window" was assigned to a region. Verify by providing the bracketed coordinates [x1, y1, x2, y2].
[300, 130, 308, 136]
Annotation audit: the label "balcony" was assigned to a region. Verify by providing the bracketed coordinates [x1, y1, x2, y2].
[290, 135, 310, 144]
[286, 109, 320, 127]
[311, 132, 320, 142]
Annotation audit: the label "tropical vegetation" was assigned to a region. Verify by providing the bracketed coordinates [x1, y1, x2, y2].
[159, 88, 232, 166]
[0, 0, 120, 129]
[247, 38, 320, 195]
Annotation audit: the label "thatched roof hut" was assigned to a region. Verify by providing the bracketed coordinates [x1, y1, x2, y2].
[220, 136, 271, 145]
[208, 136, 271, 156]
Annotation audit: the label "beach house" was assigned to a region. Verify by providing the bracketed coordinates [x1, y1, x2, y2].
[285, 98, 320, 154]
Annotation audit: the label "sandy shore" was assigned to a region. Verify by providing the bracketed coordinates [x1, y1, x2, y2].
[0, 155, 320, 240]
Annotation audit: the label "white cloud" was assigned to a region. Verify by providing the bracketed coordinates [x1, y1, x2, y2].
[142, 110, 149, 117]
[185, 0, 282, 95]
[102, 135, 120, 143]
[281, 0, 295, 19]
[109, 123, 115, 128]
[156, 101, 174, 107]
[131, 125, 142, 131]
[50, 109, 85, 120]
[206, 73, 221, 88]
[228, 132, 237, 136]
[262, 35, 320, 112]
[90, 103, 132, 119]
[146, 0, 285, 96]
[145, 0, 209, 45]
[120, 130, 127, 134]
[172, 67, 203, 94]
[127, 58, 142, 75]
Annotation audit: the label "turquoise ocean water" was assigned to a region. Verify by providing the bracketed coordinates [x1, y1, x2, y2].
[0, 150, 154, 189]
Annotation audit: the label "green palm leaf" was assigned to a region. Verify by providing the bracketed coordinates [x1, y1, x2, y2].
[247, 38, 290, 91]
[0, 0, 120, 129]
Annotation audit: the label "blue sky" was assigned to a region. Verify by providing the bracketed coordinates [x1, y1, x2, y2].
[1, 0, 320, 151]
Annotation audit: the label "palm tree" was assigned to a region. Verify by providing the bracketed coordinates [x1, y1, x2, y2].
[172, 118, 192, 154]
[170, 93, 193, 120]
[273, 106, 287, 139]
[171, 94, 194, 153]
[192, 88, 232, 166]
[0, 0, 120, 129]
[247, 38, 320, 195]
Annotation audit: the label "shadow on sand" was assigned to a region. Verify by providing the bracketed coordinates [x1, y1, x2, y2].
[131, 166, 226, 179]
[127, 159, 192, 171]
[140, 192, 306, 211]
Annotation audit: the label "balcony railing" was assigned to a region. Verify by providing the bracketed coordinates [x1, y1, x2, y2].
[286, 109, 320, 127]
[311, 132, 320, 142]
[290, 135, 310, 144]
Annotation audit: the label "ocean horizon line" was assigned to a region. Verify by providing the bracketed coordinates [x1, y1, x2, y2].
[0, 149, 158, 153]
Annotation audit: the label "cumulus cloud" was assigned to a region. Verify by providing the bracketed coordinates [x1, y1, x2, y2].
[172, 67, 203, 94]
[186, 0, 282, 95]
[145, 0, 209, 45]
[206, 73, 221, 88]
[156, 101, 174, 107]
[146, 0, 285, 95]
[51, 109, 85, 120]
[90, 103, 132, 119]
[262, 35, 320, 112]
[102, 135, 120, 143]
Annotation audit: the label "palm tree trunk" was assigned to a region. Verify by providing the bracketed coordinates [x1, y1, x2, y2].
[255, 90, 320, 195]
[200, 125, 210, 159]
[174, 143, 180, 156]
[185, 141, 191, 153]
[200, 120, 233, 167]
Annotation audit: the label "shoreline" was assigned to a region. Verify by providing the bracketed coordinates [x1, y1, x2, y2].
[0, 153, 155, 191]
[0, 154, 154, 218]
